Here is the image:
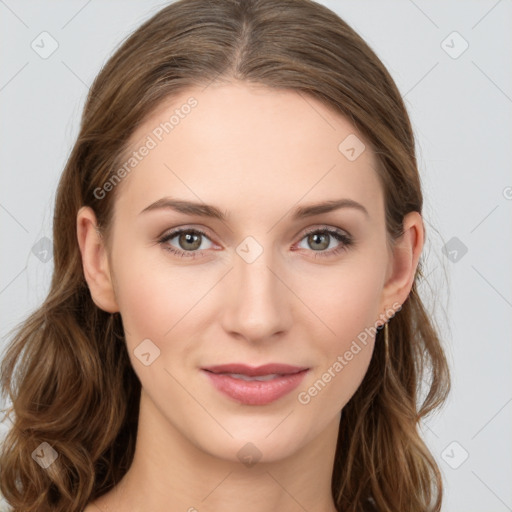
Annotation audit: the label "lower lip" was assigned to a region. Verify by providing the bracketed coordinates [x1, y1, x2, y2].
[202, 369, 309, 405]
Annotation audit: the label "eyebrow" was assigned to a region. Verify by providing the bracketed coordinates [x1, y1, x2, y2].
[139, 197, 369, 220]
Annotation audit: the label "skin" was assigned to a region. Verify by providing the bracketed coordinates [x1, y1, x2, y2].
[78, 81, 423, 512]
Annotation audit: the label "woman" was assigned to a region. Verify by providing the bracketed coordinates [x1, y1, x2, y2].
[0, 0, 450, 511]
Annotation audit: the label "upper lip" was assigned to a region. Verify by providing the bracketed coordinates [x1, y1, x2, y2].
[202, 363, 309, 377]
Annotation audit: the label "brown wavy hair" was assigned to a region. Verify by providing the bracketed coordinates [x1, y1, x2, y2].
[0, 0, 450, 510]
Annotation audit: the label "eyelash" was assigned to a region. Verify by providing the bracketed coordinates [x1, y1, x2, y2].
[158, 226, 353, 260]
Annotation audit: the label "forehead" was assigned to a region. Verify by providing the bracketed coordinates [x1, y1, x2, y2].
[114, 81, 383, 222]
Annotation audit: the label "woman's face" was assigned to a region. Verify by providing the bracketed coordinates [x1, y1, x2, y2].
[80, 81, 416, 463]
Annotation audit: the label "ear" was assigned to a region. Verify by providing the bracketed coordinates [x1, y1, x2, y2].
[76, 206, 119, 313]
[378, 211, 424, 321]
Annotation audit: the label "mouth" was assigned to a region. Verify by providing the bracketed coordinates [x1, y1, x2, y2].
[201, 363, 310, 405]
[202, 363, 309, 377]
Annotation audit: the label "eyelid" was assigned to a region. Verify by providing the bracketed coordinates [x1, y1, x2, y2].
[299, 224, 351, 238]
[158, 225, 217, 243]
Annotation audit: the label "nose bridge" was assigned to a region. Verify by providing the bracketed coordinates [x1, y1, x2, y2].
[221, 236, 290, 341]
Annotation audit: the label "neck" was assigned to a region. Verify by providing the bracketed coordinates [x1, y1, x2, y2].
[95, 390, 341, 512]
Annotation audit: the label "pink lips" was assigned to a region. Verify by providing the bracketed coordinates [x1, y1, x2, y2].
[201, 363, 309, 405]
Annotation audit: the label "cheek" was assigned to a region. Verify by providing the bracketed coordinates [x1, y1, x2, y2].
[109, 241, 183, 349]
[110, 241, 221, 360]
[115, 277, 194, 356]
[301, 262, 385, 344]
[294, 262, 384, 409]
[113, 239, 385, 350]
[110, 253, 204, 408]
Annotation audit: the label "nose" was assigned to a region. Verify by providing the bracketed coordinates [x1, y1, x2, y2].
[219, 244, 292, 344]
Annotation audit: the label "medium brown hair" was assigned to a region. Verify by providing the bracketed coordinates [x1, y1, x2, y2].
[0, 0, 450, 510]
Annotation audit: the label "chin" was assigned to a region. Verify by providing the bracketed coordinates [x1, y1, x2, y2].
[187, 416, 315, 465]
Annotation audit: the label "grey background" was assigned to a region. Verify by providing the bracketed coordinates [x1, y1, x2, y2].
[1, 1, 511, 510]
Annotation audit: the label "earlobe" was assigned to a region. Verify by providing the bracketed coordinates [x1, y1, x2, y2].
[380, 211, 424, 316]
[76, 206, 119, 313]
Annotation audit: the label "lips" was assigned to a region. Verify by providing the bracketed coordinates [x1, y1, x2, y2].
[202, 363, 309, 377]
[201, 363, 309, 405]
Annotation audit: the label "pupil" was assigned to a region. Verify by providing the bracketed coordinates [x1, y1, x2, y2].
[180, 232, 201, 250]
[310, 233, 328, 250]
